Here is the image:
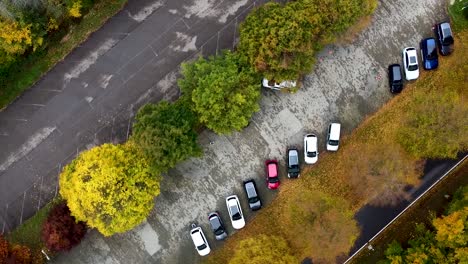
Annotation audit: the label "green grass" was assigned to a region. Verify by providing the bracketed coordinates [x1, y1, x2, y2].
[0, 0, 128, 110]
[6, 198, 60, 252]
[449, 0, 468, 31]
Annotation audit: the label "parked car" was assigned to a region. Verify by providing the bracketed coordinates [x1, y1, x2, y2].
[190, 224, 211, 256]
[388, 64, 404, 93]
[402, 47, 419, 81]
[434, 22, 454, 56]
[265, 160, 280, 189]
[326, 123, 341, 151]
[262, 78, 297, 90]
[226, 195, 245, 229]
[208, 212, 228, 240]
[243, 179, 262, 210]
[420, 38, 438, 70]
[304, 134, 318, 164]
[287, 148, 300, 178]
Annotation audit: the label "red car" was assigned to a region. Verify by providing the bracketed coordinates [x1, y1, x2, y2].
[265, 160, 280, 190]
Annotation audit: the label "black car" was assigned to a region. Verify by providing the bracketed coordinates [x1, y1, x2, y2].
[388, 64, 403, 93]
[287, 148, 300, 178]
[243, 179, 262, 211]
[434, 22, 454, 56]
[208, 212, 227, 240]
[420, 38, 438, 70]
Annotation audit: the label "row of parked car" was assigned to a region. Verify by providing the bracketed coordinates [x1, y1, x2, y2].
[189, 123, 342, 256]
[389, 21, 454, 93]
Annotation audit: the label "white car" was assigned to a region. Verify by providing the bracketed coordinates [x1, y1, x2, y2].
[262, 78, 297, 90]
[226, 195, 245, 229]
[190, 224, 211, 256]
[402, 47, 419, 81]
[304, 134, 318, 164]
[326, 123, 341, 151]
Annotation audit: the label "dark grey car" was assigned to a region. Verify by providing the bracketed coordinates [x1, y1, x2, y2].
[287, 148, 300, 178]
[208, 212, 227, 240]
[243, 179, 262, 211]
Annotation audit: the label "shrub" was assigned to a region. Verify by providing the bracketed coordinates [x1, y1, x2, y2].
[9, 244, 32, 264]
[0, 235, 7, 263]
[41, 202, 87, 252]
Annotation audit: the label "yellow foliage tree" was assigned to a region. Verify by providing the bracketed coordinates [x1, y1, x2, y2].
[59, 143, 160, 236]
[0, 20, 32, 56]
[433, 209, 467, 249]
[229, 235, 298, 264]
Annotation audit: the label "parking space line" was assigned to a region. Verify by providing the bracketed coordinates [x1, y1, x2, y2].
[19, 192, 26, 225]
[19, 103, 46, 107]
[37, 175, 44, 210]
[233, 17, 238, 49]
[216, 32, 220, 56]
[181, 18, 190, 30]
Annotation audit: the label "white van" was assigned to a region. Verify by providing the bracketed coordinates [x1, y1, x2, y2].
[326, 123, 341, 151]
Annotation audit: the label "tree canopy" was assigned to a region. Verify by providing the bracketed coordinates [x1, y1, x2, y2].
[178, 51, 261, 134]
[59, 143, 160, 236]
[237, 0, 377, 81]
[132, 100, 201, 173]
[229, 235, 298, 264]
[381, 185, 468, 264]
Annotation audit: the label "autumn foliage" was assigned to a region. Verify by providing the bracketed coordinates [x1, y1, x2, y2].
[0, 236, 41, 264]
[41, 202, 87, 252]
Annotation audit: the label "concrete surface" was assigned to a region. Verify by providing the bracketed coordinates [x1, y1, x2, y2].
[0, 0, 448, 263]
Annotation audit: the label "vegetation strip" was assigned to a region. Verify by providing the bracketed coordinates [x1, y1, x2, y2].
[345, 156, 468, 263]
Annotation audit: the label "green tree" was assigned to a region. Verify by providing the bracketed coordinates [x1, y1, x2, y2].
[229, 235, 298, 264]
[132, 100, 202, 173]
[178, 51, 261, 134]
[59, 143, 160, 236]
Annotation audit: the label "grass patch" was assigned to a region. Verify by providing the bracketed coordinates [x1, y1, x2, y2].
[0, 0, 128, 110]
[350, 160, 468, 264]
[448, 0, 468, 31]
[205, 29, 467, 264]
[6, 198, 61, 252]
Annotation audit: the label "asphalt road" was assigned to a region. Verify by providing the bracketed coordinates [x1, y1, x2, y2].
[0, 0, 450, 263]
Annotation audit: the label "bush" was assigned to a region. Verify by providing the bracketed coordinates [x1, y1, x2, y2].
[132, 100, 202, 173]
[41, 202, 87, 252]
[59, 143, 161, 236]
[0, 235, 7, 263]
[9, 245, 32, 264]
[229, 235, 298, 264]
[179, 51, 261, 134]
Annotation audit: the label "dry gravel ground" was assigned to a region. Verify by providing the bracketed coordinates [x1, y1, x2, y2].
[47, 0, 449, 263]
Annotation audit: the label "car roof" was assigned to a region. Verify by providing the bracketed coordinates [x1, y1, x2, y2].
[391, 64, 402, 80]
[288, 149, 299, 164]
[329, 123, 341, 139]
[424, 38, 436, 50]
[191, 228, 204, 246]
[305, 134, 317, 148]
[267, 163, 278, 177]
[244, 181, 257, 197]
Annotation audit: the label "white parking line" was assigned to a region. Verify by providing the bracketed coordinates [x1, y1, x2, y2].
[37, 175, 44, 210]
[19, 192, 26, 225]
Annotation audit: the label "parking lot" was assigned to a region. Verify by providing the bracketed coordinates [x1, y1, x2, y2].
[0, 0, 448, 263]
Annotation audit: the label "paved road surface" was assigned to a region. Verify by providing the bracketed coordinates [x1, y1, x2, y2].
[0, 0, 449, 263]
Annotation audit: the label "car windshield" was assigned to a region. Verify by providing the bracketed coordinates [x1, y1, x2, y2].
[443, 35, 454, 45]
[232, 212, 241, 220]
[328, 140, 339, 146]
[248, 197, 259, 204]
[408, 64, 418, 71]
[214, 227, 224, 235]
[269, 177, 279, 183]
[197, 244, 207, 250]
[307, 151, 317, 158]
